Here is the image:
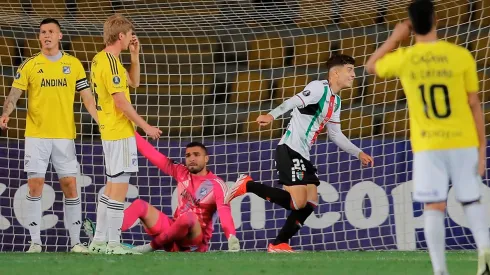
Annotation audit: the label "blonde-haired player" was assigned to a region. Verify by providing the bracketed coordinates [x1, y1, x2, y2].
[0, 18, 99, 253]
[88, 14, 161, 255]
[366, 0, 490, 274]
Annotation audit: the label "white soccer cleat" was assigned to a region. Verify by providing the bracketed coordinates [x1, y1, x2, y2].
[227, 235, 240, 252]
[106, 243, 142, 255]
[477, 249, 490, 275]
[132, 243, 155, 254]
[26, 242, 42, 253]
[71, 243, 89, 253]
[88, 240, 107, 254]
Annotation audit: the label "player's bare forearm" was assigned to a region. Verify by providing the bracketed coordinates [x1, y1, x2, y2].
[468, 93, 486, 153]
[80, 89, 99, 124]
[365, 39, 399, 74]
[1, 87, 23, 116]
[128, 55, 140, 88]
[112, 92, 149, 130]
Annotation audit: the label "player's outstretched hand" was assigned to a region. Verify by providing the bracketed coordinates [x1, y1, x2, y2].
[256, 114, 274, 127]
[129, 34, 140, 55]
[144, 126, 162, 140]
[227, 235, 240, 252]
[359, 152, 374, 167]
[390, 20, 412, 43]
[0, 115, 9, 130]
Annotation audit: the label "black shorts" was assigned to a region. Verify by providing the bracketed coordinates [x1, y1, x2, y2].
[274, 144, 320, 186]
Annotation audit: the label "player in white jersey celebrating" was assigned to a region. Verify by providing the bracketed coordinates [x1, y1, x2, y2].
[226, 54, 374, 252]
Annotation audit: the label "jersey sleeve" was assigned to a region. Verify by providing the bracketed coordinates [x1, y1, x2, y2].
[212, 179, 237, 238]
[102, 53, 126, 95]
[12, 59, 33, 91]
[375, 48, 406, 79]
[135, 132, 189, 181]
[295, 81, 326, 108]
[74, 59, 90, 92]
[463, 50, 479, 93]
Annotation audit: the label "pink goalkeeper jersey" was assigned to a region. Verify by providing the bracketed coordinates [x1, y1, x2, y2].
[135, 133, 236, 248]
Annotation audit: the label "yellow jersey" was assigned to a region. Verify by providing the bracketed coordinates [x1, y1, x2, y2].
[90, 51, 134, 141]
[12, 52, 89, 139]
[376, 41, 479, 153]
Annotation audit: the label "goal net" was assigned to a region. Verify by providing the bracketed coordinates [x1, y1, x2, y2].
[0, 0, 489, 252]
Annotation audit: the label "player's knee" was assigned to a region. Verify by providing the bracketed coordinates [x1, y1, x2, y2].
[59, 177, 77, 198]
[291, 196, 307, 210]
[424, 201, 447, 212]
[27, 177, 45, 197]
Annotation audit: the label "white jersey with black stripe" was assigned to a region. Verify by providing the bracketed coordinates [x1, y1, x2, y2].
[278, 80, 341, 160]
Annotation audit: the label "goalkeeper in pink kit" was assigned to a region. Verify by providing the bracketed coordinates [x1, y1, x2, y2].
[120, 133, 240, 253]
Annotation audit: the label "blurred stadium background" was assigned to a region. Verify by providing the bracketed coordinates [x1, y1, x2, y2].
[0, 0, 489, 258]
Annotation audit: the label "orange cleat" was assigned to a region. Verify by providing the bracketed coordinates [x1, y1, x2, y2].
[224, 174, 252, 204]
[267, 243, 295, 253]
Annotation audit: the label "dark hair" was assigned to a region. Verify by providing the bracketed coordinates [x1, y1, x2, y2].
[40, 18, 61, 29]
[186, 142, 208, 155]
[326, 54, 355, 72]
[408, 0, 435, 35]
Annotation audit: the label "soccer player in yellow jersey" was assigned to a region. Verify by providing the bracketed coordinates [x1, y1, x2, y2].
[0, 18, 99, 253]
[88, 14, 161, 255]
[366, 1, 490, 274]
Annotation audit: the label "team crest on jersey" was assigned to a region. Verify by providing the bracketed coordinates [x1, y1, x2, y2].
[302, 90, 310, 96]
[15, 72, 21, 79]
[62, 66, 71, 74]
[296, 171, 304, 180]
[113, 76, 121, 85]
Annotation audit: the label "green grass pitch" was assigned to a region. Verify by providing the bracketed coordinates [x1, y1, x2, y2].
[0, 251, 478, 275]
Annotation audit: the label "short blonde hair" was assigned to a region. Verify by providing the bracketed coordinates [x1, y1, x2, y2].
[103, 14, 134, 46]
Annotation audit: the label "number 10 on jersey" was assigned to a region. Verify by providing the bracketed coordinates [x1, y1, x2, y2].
[419, 84, 451, 119]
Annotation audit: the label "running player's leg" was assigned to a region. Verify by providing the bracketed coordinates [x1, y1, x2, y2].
[24, 137, 51, 252]
[269, 159, 319, 252]
[449, 148, 490, 274]
[413, 150, 449, 275]
[51, 139, 85, 252]
[151, 211, 202, 250]
[273, 184, 318, 247]
[226, 145, 306, 210]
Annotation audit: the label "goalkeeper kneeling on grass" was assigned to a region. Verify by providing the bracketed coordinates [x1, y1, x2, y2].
[87, 132, 240, 253]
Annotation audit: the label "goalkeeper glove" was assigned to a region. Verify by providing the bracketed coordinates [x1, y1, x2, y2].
[228, 234, 240, 252]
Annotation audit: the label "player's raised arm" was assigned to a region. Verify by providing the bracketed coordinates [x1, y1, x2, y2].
[211, 179, 240, 252]
[126, 34, 140, 88]
[135, 132, 187, 179]
[257, 81, 324, 126]
[365, 20, 411, 75]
